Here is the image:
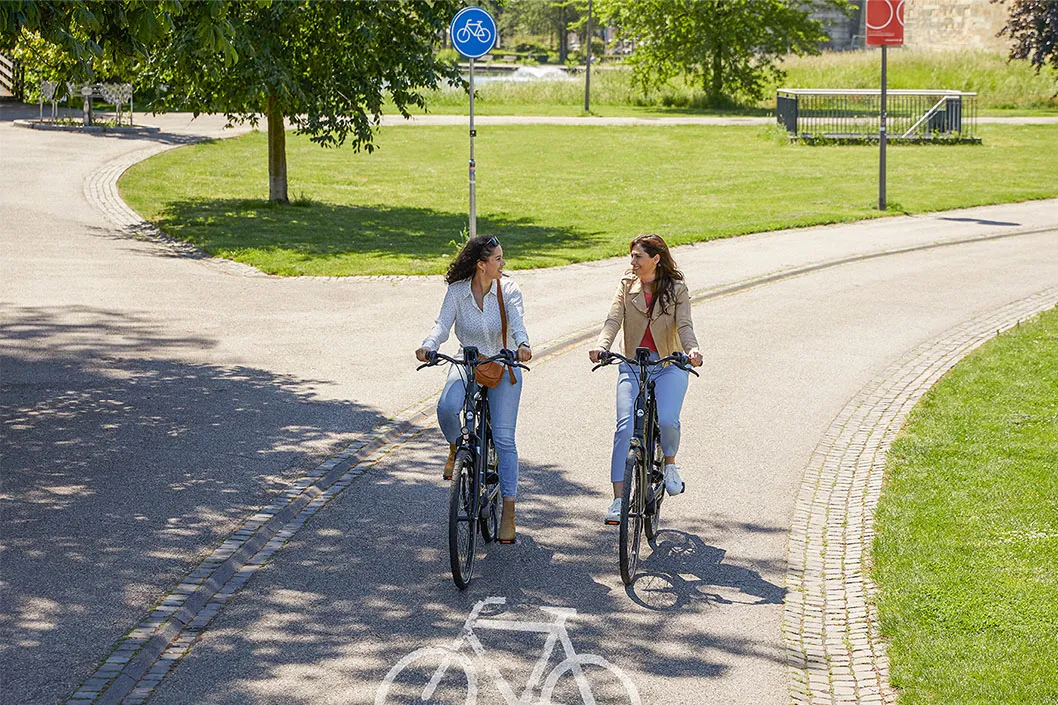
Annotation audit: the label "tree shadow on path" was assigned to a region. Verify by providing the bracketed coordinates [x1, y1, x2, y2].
[0, 303, 388, 705]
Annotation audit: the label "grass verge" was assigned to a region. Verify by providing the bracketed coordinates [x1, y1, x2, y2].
[873, 306, 1058, 705]
[118, 123, 1058, 276]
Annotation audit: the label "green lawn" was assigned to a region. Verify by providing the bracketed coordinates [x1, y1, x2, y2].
[119, 123, 1058, 276]
[873, 306, 1058, 705]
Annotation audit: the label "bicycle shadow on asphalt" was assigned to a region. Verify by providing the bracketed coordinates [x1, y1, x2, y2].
[142, 446, 787, 703]
[0, 303, 391, 705]
[623, 529, 786, 612]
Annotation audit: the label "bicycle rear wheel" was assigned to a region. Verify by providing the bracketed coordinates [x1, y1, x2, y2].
[479, 440, 500, 542]
[619, 446, 643, 585]
[448, 450, 477, 590]
[645, 433, 665, 544]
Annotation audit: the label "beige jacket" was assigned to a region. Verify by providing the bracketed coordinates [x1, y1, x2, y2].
[597, 275, 699, 358]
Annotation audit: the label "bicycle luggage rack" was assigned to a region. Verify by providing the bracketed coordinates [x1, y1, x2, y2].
[776, 89, 980, 144]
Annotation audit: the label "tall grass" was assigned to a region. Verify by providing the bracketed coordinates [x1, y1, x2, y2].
[419, 49, 1058, 113]
[772, 48, 1058, 110]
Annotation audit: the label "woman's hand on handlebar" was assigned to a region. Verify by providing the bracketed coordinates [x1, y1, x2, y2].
[688, 348, 703, 367]
[588, 349, 605, 364]
[415, 347, 432, 363]
[517, 344, 532, 363]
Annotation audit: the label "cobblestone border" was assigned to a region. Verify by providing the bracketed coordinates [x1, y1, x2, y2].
[84, 146, 432, 281]
[65, 401, 445, 705]
[783, 288, 1058, 705]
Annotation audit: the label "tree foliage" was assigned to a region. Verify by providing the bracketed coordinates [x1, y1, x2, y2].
[144, 1, 461, 203]
[599, 0, 848, 105]
[998, 0, 1058, 73]
[0, 0, 195, 81]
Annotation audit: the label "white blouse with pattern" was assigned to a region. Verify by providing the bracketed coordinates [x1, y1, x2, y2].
[421, 277, 530, 357]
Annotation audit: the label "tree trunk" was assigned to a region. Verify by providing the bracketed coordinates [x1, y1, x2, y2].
[709, 43, 723, 105]
[267, 93, 288, 204]
[557, 8, 568, 63]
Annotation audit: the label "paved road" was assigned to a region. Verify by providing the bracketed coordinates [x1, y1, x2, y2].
[2, 104, 1057, 705]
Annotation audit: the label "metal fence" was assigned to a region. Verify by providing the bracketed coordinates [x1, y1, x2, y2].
[776, 89, 979, 143]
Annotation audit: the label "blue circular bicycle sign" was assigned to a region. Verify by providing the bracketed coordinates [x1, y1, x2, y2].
[450, 6, 497, 59]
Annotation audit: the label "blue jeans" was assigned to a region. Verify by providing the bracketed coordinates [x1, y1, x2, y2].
[437, 363, 523, 498]
[610, 359, 689, 483]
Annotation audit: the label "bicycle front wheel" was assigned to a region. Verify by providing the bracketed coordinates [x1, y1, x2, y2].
[448, 450, 477, 589]
[619, 446, 643, 585]
[375, 646, 477, 705]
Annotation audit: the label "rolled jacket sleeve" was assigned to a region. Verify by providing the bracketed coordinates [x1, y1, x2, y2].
[596, 279, 627, 351]
[674, 281, 699, 353]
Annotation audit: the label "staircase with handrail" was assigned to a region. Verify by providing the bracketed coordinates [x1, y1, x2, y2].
[0, 52, 25, 102]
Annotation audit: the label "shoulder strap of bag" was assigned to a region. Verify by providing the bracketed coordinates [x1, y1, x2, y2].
[497, 281, 516, 384]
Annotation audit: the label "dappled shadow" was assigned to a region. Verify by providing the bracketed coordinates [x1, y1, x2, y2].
[0, 304, 389, 705]
[145, 438, 788, 705]
[148, 199, 609, 273]
[0, 102, 219, 146]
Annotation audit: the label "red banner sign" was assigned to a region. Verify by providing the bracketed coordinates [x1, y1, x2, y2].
[866, 0, 904, 46]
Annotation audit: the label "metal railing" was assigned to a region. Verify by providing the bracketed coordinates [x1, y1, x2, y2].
[0, 52, 25, 101]
[776, 89, 979, 143]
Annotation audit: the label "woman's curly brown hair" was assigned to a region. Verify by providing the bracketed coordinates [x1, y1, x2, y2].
[445, 235, 500, 284]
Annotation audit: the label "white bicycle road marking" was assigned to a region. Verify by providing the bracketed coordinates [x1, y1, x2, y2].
[376, 597, 641, 705]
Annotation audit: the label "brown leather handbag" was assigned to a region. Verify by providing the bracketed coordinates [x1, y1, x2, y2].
[475, 282, 518, 388]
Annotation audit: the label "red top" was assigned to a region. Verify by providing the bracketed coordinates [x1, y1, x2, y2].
[639, 291, 658, 352]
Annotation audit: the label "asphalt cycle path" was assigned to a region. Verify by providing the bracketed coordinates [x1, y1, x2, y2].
[1, 103, 1056, 705]
[142, 231, 1058, 705]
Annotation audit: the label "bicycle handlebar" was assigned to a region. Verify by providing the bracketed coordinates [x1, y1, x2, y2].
[591, 349, 700, 377]
[417, 348, 530, 373]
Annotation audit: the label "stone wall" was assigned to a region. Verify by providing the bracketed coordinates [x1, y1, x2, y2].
[815, 0, 1013, 53]
[902, 0, 1011, 52]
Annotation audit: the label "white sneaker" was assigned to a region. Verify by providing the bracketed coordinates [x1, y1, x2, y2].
[604, 498, 622, 525]
[664, 464, 685, 496]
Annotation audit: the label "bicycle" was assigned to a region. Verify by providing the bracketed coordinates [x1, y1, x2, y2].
[375, 597, 641, 705]
[592, 347, 699, 585]
[455, 19, 492, 44]
[417, 347, 528, 590]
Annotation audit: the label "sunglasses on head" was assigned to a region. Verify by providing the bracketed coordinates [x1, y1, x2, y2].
[486, 236, 499, 248]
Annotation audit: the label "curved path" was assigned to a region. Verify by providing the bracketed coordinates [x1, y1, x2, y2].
[2, 104, 1057, 705]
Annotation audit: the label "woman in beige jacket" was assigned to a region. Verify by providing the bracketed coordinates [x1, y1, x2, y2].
[589, 234, 703, 524]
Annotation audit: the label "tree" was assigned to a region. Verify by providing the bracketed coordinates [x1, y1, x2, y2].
[997, 0, 1058, 73]
[0, 0, 235, 117]
[147, 1, 462, 204]
[599, 0, 848, 106]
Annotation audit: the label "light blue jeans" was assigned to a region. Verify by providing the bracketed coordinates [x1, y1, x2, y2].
[611, 358, 689, 483]
[437, 363, 523, 498]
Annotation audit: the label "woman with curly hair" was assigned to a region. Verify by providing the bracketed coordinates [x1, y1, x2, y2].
[416, 235, 532, 544]
[589, 234, 703, 525]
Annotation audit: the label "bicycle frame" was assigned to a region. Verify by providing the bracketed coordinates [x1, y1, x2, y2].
[433, 598, 594, 705]
[452, 347, 499, 526]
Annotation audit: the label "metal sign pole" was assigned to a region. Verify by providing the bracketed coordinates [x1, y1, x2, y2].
[584, 0, 593, 112]
[469, 57, 477, 238]
[879, 44, 887, 211]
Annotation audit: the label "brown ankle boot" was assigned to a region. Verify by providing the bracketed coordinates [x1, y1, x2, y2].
[443, 444, 457, 480]
[498, 498, 516, 544]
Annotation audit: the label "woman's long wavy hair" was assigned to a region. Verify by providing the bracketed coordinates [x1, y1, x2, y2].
[630, 234, 683, 314]
[445, 235, 500, 284]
